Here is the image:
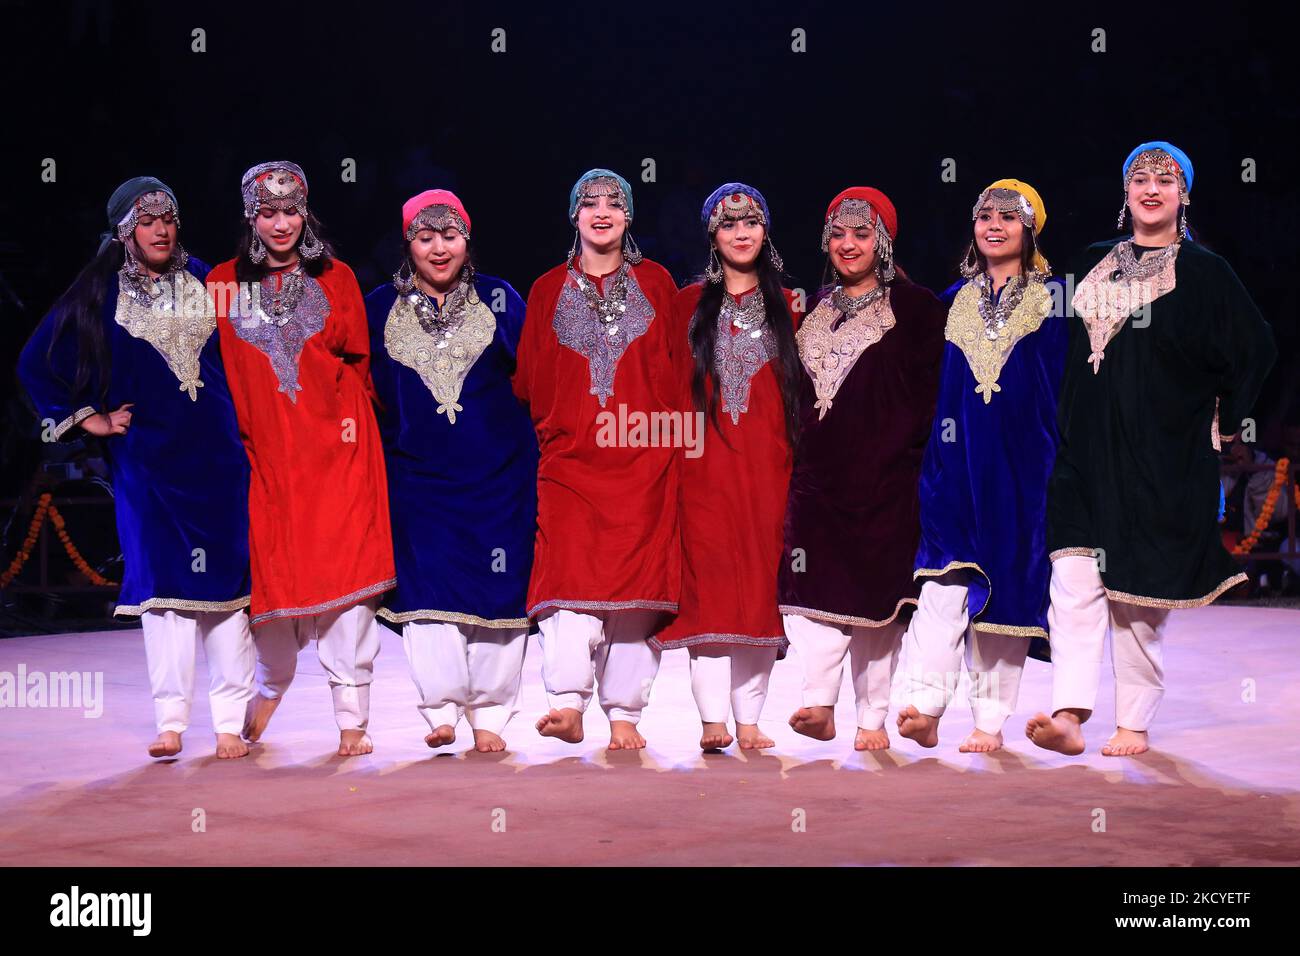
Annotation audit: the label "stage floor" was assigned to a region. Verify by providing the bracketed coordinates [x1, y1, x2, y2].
[2, 606, 1298, 866]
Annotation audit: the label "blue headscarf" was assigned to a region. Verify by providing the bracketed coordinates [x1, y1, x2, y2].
[700, 182, 772, 234]
[568, 168, 634, 223]
[99, 176, 177, 254]
[1123, 141, 1193, 191]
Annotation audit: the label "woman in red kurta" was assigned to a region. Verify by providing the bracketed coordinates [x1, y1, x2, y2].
[652, 183, 802, 751]
[208, 161, 395, 756]
[513, 168, 681, 750]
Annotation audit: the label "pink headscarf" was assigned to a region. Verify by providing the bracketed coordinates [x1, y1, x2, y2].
[401, 189, 472, 236]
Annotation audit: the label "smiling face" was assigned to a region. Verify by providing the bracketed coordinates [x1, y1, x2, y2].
[974, 201, 1025, 266]
[1126, 160, 1184, 235]
[574, 183, 628, 257]
[713, 213, 765, 270]
[409, 224, 468, 290]
[827, 218, 879, 285]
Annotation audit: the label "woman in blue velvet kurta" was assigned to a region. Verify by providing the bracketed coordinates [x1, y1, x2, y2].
[17, 177, 254, 760]
[365, 189, 538, 752]
[899, 179, 1065, 753]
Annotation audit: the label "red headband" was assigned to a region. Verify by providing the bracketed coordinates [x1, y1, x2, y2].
[825, 186, 898, 239]
[401, 189, 472, 236]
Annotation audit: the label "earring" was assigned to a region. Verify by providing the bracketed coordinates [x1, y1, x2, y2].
[392, 257, 415, 294]
[877, 252, 896, 283]
[623, 232, 643, 265]
[249, 230, 267, 264]
[1179, 205, 1189, 241]
[567, 228, 580, 262]
[1116, 196, 1129, 231]
[299, 222, 324, 260]
[765, 237, 784, 273]
[172, 242, 190, 272]
[705, 247, 724, 284]
[959, 241, 980, 278]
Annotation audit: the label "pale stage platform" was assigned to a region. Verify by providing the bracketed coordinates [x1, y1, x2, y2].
[1, 605, 1297, 866]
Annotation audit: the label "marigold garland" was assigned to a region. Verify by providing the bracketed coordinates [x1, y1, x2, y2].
[0, 492, 119, 587]
[1232, 457, 1291, 555]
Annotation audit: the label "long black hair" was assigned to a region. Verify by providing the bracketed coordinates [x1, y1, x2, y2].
[234, 208, 335, 284]
[688, 248, 801, 448]
[40, 239, 126, 407]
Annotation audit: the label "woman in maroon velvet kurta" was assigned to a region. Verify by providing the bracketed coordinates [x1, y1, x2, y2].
[512, 168, 681, 750]
[209, 161, 394, 757]
[778, 187, 945, 750]
[652, 183, 802, 751]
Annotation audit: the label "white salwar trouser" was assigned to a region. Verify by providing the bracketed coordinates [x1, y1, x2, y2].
[536, 608, 662, 723]
[141, 608, 256, 736]
[903, 576, 1030, 735]
[783, 613, 903, 731]
[401, 621, 528, 735]
[1048, 555, 1169, 732]
[687, 645, 780, 725]
[252, 598, 382, 732]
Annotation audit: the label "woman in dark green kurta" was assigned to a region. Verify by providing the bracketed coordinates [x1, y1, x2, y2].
[1028, 141, 1276, 758]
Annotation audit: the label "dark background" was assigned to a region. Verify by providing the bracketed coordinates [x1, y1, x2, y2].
[1, 0, 1296, 491]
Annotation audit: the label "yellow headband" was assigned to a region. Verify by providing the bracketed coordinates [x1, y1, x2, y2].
[980, 178, 1049, 274]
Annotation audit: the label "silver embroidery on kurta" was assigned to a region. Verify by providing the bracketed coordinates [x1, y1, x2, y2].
[1072, 241, 1179, 373]
[384, 289, 495, 423]
[692, 289, 775, 424]
[552, 269, 654, 406]
[233, 271, 329, 402]
[796, 292, 896, 419]
[114, 269, 217, 401]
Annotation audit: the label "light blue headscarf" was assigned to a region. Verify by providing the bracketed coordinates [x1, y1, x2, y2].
[568, 168, 634, 223]
[1123, 141, 1193, 191]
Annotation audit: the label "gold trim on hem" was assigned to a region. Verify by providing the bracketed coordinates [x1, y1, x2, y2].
[649, 632, 788, 651]
[114, 595, 252, 617]
[914, 560, 993, 622]
[971, 622, 1047, 639]
[1049, 547, 1096, 561]
[53, 406, 97, 440]
[528, 598, 679, 619]
[251, 578, 397, 626]
[1104, 573, 1248, 610]
[778, 599, 916, 629]
[377, 607, 529, 629]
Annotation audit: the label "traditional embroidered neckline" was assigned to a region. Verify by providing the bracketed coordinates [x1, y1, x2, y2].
[1071, 240, 1179, 373]
[796, 290, 896, 419]
[113, 269, 216, 401]
[385, 286, 496, 423]
[946, 274, 1052, 403]
[693, 287, 775, 424]
[553, 266, 655, 406]
[232, 269, 329, 402]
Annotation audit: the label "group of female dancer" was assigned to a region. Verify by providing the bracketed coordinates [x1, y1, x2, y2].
[18, 142, 1276, 763]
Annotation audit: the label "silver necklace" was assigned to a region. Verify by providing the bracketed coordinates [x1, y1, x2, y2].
[569, 261, 630, 335]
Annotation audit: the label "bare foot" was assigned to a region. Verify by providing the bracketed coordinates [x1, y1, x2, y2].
[1025, 711, 1085, 755]
[242, 693, 281, 742]
[958, 729, 1003, 753]
[854, 727, 890, 751]
[148, 731, 182, 758]
[789, 705, 835, 741]
[736, 722, 774, 750]
[425, 724, 456, 748]
[338, 729, 373, 756]
[699, 721, 734, 751]
[1101, 727, 1149, 757]
[215, 733, 249, 759]
[896, 705, 939, 748]
[535, 708, 584, 743]
[472, 729, 507, 753]
[608, 719, 646, 750]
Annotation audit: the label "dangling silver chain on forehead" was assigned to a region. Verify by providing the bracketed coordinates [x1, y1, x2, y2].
[575, 177, 631, 220]
[404, 204, 471, 242]
[241, 164, 309, 220]
[116, 191, 180, 241]
[820, 199, 879, 251]
[972, 187, 1035, 230]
